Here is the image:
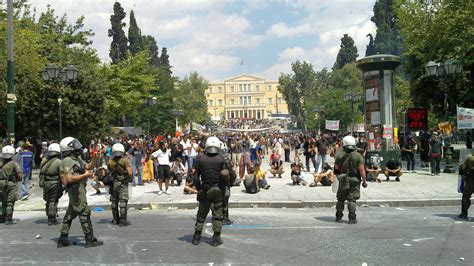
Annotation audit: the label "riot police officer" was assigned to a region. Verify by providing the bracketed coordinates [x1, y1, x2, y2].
[0, 145, 22, 225]
[334, 136, 368, 224]
[192, 136, 236, 247]
[57, 137, 102, 248]
[107, 143, 133, 226]
[39, 143, 63, 225]
[220, 140, 235, 225]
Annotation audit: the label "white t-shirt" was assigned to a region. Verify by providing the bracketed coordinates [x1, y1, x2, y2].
[185, 142, 198, 157]
[152, 149, 171, 166]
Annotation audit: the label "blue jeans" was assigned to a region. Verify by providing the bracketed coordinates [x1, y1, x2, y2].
[187, 156, 196, 177]
[315, 154, 327, 173]
[21, 171, 32, 196]
[134, 164, 143, 185]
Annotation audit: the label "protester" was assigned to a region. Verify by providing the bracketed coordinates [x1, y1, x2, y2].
[311, 162, 334, 187]
[152, 141, 172, 195]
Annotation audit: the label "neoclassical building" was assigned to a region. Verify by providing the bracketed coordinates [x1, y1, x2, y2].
[206, 74, 288, 121]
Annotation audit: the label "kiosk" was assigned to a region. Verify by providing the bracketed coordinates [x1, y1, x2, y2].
[356, 54, 401, 169]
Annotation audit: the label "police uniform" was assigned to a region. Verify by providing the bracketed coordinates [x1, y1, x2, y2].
[334, 149, 365, 223]
[192, 139, 236, 246]
[0, 159, 21, 224]
[39, 156, 63, 225]
[459, 155, 474, 219]
[220, 151, 235, 224]
[107, 157, 132, 226]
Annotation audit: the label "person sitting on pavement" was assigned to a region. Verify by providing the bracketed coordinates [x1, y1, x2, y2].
[291, 159, 306, 185]
[384, 157, 403, 181]
[255, 161, 270, 189]
[269, 151, 284, 178]
[310, 162, 334, 187]
[170, 157, 186, 186]
[183, 175, 198, 194]
[91, 165, 108, 195]
[366, 161, 382, 183]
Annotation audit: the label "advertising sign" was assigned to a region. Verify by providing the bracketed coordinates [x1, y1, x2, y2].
[325, 120, 340, 131]
[407, 108, 428, 130]
[382, 124, 393, 139]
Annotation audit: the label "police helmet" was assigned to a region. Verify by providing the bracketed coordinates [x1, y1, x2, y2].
[205, 136, 221, 154]
[1, 145, 15, 159]
[47, 143, 61, 157]
[60, 137, 83, 152]
[111, 143, 125, 157]
[342, 135, 356, 150]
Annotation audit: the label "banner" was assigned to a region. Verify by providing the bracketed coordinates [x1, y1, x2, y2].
[382, 124, 393, 139]
[325, 120, 340, 131]
[407, 108, 428, 131]
[457, 106, 474, 129]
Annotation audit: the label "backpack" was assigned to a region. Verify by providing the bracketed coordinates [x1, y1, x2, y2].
[244, 174, 259, 194]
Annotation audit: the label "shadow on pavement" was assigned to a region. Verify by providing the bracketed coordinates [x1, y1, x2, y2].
[177, 234, 194, 244]
[433, 213, 472, 221]
[34, 218, 49, 224]
[97, 218, 113, 224]
[50, 236, 84, 247]
[314, 216, 337, 223]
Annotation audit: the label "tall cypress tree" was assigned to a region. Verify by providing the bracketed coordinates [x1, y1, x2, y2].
[128, 10, 143, 55]
[333, 34, 358, 70]
[143, 35, 160, 67]
[159, 47, 172, 75]
[108, 2, 128, 64]
[370, 0, 403, 55]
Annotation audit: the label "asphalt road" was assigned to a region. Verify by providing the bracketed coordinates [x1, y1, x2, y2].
[0, 206, 472, 265]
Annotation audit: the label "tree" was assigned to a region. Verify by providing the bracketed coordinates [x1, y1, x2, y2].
[175, 72, 211, 126]
[143, 35, 160, 67]
[159, 47, 171, 74]
[333, 34, 358, 70]
[278, 61, 318, 129]
[128, 10, 143, 55]
[396, 0, 474, 116]
[108, 1, 128, 64]
[365, 34, 377, 56]
[371, 0, 403, 56]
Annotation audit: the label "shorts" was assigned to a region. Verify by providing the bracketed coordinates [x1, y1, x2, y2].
[157, 165, 171, 180]
[385, 170, 399, 177]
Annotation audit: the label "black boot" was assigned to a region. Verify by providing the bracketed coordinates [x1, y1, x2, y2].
[4, 215, 13, 225]
[222, 218, 233, 225]
[335, 211, 343, 223]
[0, 216, 4, 224]
[348, 213, 357, 224]
[48, 217, 59, 226]
[85, 235, 103, 248]
[348, 219, 358, 224]
[119, 208, 131, 227]
[192, 231, 201, 245]
[112, 208, 119, 225]
[57, 234, 70, 248]
[457, 212, 468, 219]
[212, 232, 223, 247]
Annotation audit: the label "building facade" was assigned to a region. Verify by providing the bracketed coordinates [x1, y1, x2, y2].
[206, 74, 288, 121]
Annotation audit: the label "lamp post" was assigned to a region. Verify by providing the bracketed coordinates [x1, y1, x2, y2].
[344, 92, 362, 134]
[171, 109, 184, 133]
[424, 59, 462, 173]
[314, 106, 325, 134]
[41, 64, 79, 140]
[144, 96, 157, 136]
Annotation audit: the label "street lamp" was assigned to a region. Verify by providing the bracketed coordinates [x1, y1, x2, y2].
[171, 109, 184, 133]
[41, 64, 79, 140]
[144, 96, 157, 136]
[344, 92, 362, 134]
[424, 59, 462, 173]
[313, 106, 325, 134]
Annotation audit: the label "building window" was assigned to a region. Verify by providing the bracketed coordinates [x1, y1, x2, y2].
[268, 98, 272, 104]
[256, 85, 260, 92]
[230, 99, 235, 105]
[231, 86, 234, 92]
[268, 85, 272, 91]
[208, 100, 213, 106]
[239, 84, 243, 92]
[248, 84, 251, 92]
[218, 87, 222, 93]
[218, 99, 223, 106]
[256, 98, 260, 104]
[240, 96, 251, 105]
[277, 97, 282, 104]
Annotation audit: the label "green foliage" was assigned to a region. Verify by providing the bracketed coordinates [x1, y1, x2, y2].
[128, 10, 143, 56]
[278, 61, 318, 129]
[371, 0, 403, 56]
[103, 52, 156, 127]
[396, 0, 474, 116]
[108, 2, 128, 64]
[333, 34, 358, 70]
[0, 4, 107, 141]
[175, 72, 212, 126]
[143, 35, 160, 67]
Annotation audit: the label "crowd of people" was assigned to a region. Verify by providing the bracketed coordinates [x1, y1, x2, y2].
[219, 118, 278, 129]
